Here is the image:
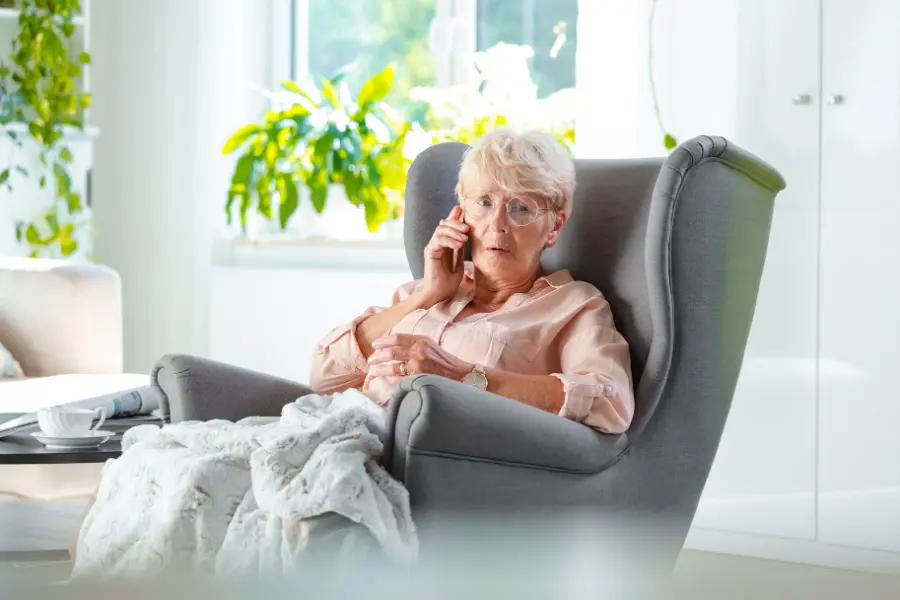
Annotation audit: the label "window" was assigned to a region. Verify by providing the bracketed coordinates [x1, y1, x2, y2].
[296, 0, 438, 122]
[291, 0, 577, 119]
[475, 0, 577, 97]
[272, 0, 578, 241]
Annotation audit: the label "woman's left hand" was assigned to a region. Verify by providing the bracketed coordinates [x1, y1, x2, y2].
[367, 334, 474, 381]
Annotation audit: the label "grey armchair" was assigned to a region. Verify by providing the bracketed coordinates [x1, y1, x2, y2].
[151, 135, 785, 574]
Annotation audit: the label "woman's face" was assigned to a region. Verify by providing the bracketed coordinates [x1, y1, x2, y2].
[462, 188, 566, 284]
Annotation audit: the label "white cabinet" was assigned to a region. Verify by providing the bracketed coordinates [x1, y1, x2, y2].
[689, 0, 900, 563]
[817, 0, 900, 554]
[691, 0, 822, 541]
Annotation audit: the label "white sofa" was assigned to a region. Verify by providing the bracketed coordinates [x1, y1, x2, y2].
[0, 258, 128, 554]
[0, 257, 123, 378]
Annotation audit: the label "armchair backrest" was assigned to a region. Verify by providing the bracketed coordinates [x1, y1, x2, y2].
[404, 136, 785, 453]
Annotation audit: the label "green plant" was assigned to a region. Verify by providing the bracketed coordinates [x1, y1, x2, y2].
[222, 64, 410, 234]
[0, 0, 92, 257]
[410, 43, 576, 154]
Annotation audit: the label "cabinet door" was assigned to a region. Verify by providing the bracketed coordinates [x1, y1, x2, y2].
[818, 0, 900, 552]
[690, 0, 821, 540]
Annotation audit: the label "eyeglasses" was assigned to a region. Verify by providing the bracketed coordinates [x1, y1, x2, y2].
[463, 196, 554, 227]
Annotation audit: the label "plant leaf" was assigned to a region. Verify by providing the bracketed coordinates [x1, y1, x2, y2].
[14, 221, 24, 243]
[265, 139, 278, 169]
[321, 80, 340, 107]
[279, 176, 299, 229]
[664, 133, 678, 151]
[59, 222, 78, 256]
[225, 191, 238, 225]
[257, 175, 273, 218]
[343, 172, 361, 206]
[314, 129, 336, 156]
[363, 193, 388, 232]
[231, 153, 255, 186]
[280, 81, 318, 108]
[78, 52, 91, 65]
[59, 147, 74, 163]
[283, 104, 311, 119]
[46, 213, 59, 234]
[54, 163, 71, 197]
[239, 192, 251, 233]
[0, 169, 9, 185]
[357, 65, 395, 108]
[222, 124, 261, 154]
[329, 64, 355, 86]
[309, 168, 328, 214]
[67, 193, 81, 213]
[25, 224, 41, 244]
[14, 165, 28, 177]
[60, 238, 78, 256]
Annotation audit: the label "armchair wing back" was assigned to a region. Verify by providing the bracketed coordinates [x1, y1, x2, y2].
[402, 134, 786, 527]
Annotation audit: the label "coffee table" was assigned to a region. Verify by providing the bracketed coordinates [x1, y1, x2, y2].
[0, 430, 122, 465]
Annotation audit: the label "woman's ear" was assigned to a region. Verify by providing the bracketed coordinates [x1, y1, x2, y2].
[545, 211, 567, 248]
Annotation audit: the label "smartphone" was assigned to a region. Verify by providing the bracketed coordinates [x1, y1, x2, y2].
[451, 213, 467, 273]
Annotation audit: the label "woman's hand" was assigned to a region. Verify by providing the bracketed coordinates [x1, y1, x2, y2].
[416, 205, 468, 306]
[367, 334, 474, 382]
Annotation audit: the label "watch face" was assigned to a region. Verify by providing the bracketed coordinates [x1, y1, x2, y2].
[464, 370, 488, 390]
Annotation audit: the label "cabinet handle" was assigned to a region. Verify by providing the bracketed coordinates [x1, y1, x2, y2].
[792, 94, 812, 105]
[825, 94, 845, 105]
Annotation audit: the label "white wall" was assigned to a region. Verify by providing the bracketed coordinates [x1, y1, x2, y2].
[576, 0, 738, 158]
[210, 262, 410, 382]
[90, 0, 275, 374]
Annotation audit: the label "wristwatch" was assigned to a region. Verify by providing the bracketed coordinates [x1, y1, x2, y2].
[462, 363, 488, 390]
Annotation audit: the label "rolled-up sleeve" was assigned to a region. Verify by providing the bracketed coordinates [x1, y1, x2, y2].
[309, 280, 418, 394]
[550, 298, 635, 434]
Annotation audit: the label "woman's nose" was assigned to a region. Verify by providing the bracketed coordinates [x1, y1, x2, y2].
[488, 203, 511, 232]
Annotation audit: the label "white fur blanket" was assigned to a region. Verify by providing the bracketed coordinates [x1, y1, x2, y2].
[70, 389, 417, 581]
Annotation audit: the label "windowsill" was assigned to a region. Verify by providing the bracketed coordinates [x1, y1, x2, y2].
[211, 234, 409, 270]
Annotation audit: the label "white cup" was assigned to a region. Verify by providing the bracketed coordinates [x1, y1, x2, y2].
[37, 406, 107, 437]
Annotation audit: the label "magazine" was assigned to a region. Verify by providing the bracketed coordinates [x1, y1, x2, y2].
[0, 374, 163, 439]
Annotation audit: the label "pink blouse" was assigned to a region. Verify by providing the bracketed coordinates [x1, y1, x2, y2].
[309, 262, 635, 434]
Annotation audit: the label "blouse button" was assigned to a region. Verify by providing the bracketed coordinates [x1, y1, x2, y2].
[602, 384, 615, 397]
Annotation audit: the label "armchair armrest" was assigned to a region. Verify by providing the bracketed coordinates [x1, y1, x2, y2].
[384, 374, 629, 480]
[152, 354, 312, 422]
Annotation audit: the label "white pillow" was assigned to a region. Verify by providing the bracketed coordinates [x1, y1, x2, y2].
[1, 340, 24, 378]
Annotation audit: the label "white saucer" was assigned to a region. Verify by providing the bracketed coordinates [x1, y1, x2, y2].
[31, 430, 114, 449]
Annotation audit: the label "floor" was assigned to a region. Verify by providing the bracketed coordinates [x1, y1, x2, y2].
[673, 550, 900, 599]
[2, 549, 898, 596]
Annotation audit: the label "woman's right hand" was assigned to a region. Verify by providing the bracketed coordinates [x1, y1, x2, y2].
[417, 205, 468, 306]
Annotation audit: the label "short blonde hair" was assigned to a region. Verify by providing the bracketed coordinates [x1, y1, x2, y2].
[455, 128, 576, 219]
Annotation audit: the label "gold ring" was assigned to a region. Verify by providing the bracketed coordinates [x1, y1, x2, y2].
[399, 362, 408, 377]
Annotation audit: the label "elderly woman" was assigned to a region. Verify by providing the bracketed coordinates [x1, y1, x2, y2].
[310, 128, 634, 434]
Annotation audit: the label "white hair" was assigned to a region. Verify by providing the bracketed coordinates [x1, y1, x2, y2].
[455, 128, 576, 220]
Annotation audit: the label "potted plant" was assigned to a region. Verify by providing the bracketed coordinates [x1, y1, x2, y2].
[222, 64, 410, 240]
[409, 43, 577, 153]
[0, 0, 92, 257]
